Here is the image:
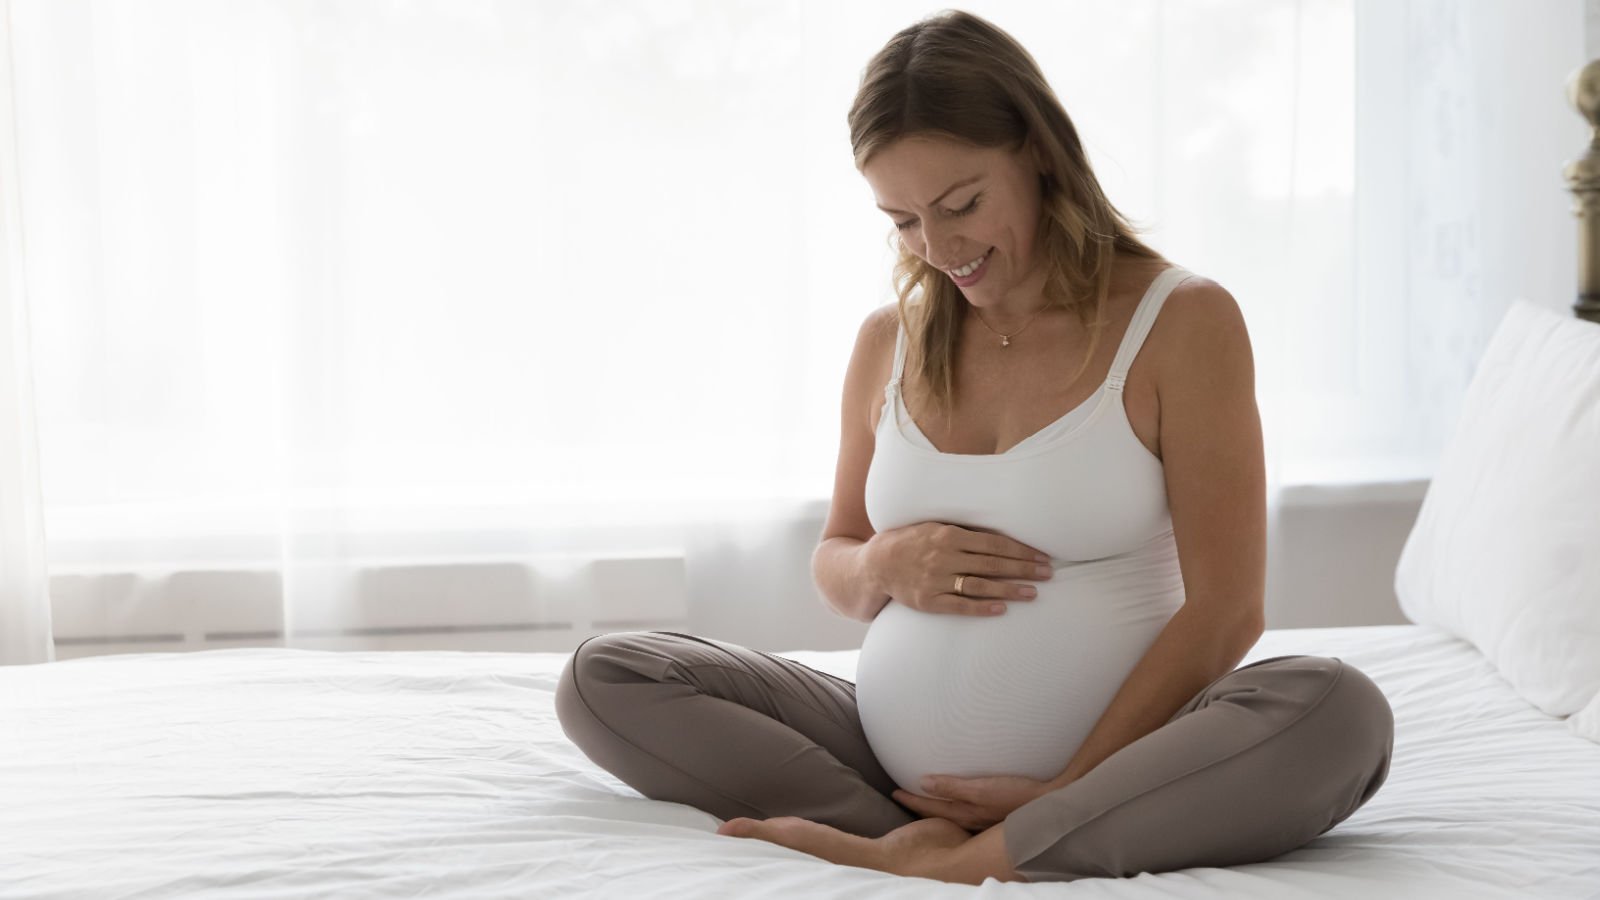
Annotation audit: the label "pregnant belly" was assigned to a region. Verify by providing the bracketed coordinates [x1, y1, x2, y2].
[854, 549, 1184, 795]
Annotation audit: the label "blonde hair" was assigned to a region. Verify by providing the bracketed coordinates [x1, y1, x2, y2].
[847, 8, 1164, 422]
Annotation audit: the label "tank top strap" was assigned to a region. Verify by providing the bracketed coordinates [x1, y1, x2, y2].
[1105, 266, 1192, 391]
[887, 320, 908, 393]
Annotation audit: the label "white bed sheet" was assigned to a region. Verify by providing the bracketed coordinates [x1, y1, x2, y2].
[2, 624, 1598, 899]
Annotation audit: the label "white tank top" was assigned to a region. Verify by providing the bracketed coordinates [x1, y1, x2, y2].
[855, 265, 1193, 795]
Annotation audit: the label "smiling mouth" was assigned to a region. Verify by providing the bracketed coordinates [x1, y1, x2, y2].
[949, 247, 993, 278]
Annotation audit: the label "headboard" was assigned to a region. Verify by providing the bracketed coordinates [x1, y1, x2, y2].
[1565, 59, 1600, 324]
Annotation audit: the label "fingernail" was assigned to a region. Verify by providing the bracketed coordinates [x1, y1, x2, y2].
[921, 777, 936, 791]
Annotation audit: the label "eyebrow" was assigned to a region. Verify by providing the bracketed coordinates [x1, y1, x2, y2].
[874, 175, 983, 215]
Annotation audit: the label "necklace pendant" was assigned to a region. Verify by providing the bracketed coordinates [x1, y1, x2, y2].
[1001, 335, 1011, 347]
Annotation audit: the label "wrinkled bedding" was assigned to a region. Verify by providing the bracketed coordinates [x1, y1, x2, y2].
[3, 624, 1597, 898]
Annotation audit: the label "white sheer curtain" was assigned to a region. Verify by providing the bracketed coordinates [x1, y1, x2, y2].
[0, 0, 1583, 665]
[1, 0, 53, 665]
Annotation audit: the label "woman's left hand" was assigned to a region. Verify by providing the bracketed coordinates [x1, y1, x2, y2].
[890, 773, 1055, 833]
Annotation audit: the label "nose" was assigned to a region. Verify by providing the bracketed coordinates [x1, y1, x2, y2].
[920, 221, 962, 269]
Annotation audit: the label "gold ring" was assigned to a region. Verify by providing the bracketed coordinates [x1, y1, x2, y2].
[954, 574, 967, 594]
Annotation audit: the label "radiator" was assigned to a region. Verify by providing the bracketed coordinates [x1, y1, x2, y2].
[47, 553, 690, 659]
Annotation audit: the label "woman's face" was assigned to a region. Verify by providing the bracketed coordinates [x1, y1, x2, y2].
[861, 134, 1046, 309]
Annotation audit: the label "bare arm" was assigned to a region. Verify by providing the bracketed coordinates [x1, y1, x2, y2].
[813, 305, 899, 623]
[812, 537, 892, 623]
[1048, 279, 1267, 789]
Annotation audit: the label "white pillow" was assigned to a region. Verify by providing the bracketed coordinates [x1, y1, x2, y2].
[1393, 298, 1600, 717]
[1571, 690, 1600, 745]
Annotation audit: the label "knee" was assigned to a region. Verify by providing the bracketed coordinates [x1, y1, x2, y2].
[1244, 656, 1395, 768]
[1324, 659, 1395, 791]
[1293, 658, 1396, 821]
[1317, 658, 1394, 754]
[1270, 656, 1395, 795]
[555, 631, 647, 742]
[1249, 655, 1390, 718]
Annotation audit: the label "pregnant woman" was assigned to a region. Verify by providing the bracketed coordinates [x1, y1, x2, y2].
[555, 9, 1394, 885]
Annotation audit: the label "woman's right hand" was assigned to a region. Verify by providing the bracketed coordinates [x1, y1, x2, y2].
[865, 523, 1054, 617]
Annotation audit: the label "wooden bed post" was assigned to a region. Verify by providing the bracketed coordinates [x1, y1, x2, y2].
[1566, 59, 1600, 323]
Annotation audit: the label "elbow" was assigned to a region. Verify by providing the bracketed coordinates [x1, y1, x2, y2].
[1203, 595, 1265, 646]
[1238, 607, 1266, 640]
[1183, 601, 1265, 667]
[1233, 611, 1267, 658]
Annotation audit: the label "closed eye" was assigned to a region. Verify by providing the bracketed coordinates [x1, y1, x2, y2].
[895, 195, 980, 232]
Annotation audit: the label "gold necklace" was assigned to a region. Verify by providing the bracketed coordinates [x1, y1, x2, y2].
[971, 302, 1050, 348]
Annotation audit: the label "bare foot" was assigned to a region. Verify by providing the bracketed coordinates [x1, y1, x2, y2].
[875, 817, 975, 878]
[716, 815, 971, 879]
[717, 816, 885, 872]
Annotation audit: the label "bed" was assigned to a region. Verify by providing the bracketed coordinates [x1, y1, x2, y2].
[2, 625, 1597, 899]
[6, 63, 1600, 900]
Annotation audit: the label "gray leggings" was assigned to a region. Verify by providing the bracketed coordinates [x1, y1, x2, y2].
[554, 630, 1394, 883]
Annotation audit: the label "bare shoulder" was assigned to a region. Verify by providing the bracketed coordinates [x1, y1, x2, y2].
[838, 300, 903, 434]
[1158, 274, 1247, 335]
[1147, 274, 1254, 387]
[862, 300, 901, 345]
[856, 301, 902, 389]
